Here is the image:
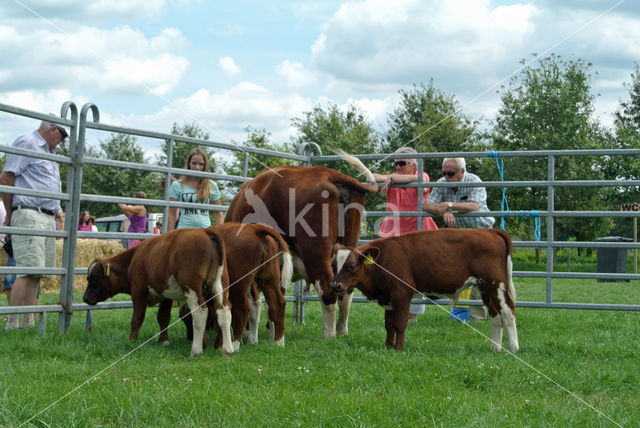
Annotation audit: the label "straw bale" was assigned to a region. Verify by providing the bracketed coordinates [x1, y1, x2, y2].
[1, 239, 125, 293]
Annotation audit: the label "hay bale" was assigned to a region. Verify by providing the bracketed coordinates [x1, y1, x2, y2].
[0, 239, 125, 293]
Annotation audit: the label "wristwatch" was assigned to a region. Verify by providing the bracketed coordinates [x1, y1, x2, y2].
[447, 202, 453, 210]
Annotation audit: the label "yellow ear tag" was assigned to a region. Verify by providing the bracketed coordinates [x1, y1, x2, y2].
[363, 255, 375, 265]
[105, 264, 110, 277]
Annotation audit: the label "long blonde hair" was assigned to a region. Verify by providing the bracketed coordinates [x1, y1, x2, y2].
[181, 147, 211, 201]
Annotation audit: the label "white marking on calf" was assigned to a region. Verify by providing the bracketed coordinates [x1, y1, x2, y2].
[336, 291, 352, 336]
[506, 254, 516, 301]
[313, 280, 337, 338]
[184, 289, 207, 357]
[212, 266, 224, 307]
[321, 302, 337, 338]
[247, 296, 262, 345]
[335, 249, 350, 274]
[490, 314, 503, 352]
[497, 281, 519, 353]
[216, 306, 234, 356]
[280, 252, 294, 292]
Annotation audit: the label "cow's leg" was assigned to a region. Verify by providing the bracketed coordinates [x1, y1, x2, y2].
[383, 310, 396, 348]
[247, 289, 262, 345]
[483, 284, 504, 352]
[262, 282, 286, 347]
[129, 292, 148, 342]
[393, 302, 409, 350]
[157, 298, 173, 346]
[211, 266, 234, 356]
[185, 289, 208, 357]
[498, 283, 519, 353]
[336, 291, 353, 336]
[489, 314, 503, 352]
[231, 283, 251, 352]
[314, 280, 338, 338]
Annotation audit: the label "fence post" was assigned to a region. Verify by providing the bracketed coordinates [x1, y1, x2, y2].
[546, 154, 555, 304]
[57, 101, 79, 333]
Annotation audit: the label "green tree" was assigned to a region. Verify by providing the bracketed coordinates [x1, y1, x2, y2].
[491, 54, 613, 244]
[605, 63, 640, 236]
[291, 103, 381, 172]
[223, 126, 294, 197]
[81, 133, 157, 218]
[384, 81, 482, 177]
[157, 122, 217, 171]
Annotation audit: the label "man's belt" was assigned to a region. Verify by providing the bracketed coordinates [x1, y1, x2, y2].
[12, 205, 57, 216]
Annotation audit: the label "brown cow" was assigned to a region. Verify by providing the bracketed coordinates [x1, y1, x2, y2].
[225, 150, 378, 338]
[83, 227, 234, 357]
[330, 228, 519, 352]
[179, 223, 293, 351]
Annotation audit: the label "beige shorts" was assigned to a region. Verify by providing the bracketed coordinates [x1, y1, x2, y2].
[11, 209, 56, 279]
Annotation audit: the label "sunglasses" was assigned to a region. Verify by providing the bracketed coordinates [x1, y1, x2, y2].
[393, 161, 407, 167]
[442, 169, 460, 178]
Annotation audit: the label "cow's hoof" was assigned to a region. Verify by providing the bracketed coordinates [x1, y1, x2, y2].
[232, 340, 241, 352]
[160, 340, 170, 347]
[275, 337, 285, 348]
[189, 351, 202, 358]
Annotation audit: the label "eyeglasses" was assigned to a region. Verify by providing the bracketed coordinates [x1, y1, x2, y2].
[393, 161, 407, 167]
[442, 169, 460, 178]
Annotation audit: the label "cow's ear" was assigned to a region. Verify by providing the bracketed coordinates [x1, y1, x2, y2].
[359, 248, 379, 265]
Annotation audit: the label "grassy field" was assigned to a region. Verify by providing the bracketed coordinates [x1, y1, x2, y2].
[0, 275, 639, 427]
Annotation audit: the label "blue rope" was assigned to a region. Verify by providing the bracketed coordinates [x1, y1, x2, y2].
[487, 151, 541, 241]
[487, 151, 508, 230]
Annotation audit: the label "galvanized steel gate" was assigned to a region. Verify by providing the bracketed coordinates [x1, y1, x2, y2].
[1, 101, 639, 336]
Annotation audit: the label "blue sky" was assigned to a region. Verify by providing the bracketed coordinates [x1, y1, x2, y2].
[1, 0, 639, 161]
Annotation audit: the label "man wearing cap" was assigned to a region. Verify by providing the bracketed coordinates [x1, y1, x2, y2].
[0, 121, 65, 330]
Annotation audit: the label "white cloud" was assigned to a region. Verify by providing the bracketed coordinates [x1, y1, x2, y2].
[116, 83, 315, 148]
[311, 0, 538, 87]
[87, 0, 168, 18]
[219, 57, 242, 78]
[100, 54, 189, 96]
[0, 25, 188, 96]
[276, 60, 316, 88]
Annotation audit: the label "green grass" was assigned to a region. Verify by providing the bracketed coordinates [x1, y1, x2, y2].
[1, 279, 639, 427]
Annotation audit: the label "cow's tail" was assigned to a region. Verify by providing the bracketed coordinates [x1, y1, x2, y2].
[206, 228, 227, 300]
[493, 228, 516, 301]
[259, 227, 293, 292]
[333, 149, 378, 193]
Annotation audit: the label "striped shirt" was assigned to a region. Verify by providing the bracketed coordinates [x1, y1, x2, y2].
[3, 131, 61, 213]
[426, 171, 494, 229]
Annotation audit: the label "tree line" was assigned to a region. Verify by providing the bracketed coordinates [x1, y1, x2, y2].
[4, 54, 638, 243]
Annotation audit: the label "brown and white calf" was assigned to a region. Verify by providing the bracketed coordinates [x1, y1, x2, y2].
[83, 227, 233, 357]
[226, 150, 378, 339]
[180, 222, 293, 351]
[331, 228, 519, 352]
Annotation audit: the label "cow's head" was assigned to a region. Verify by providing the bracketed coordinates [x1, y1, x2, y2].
[83, 259, 118, 305]
[330, 244, 379, 295]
